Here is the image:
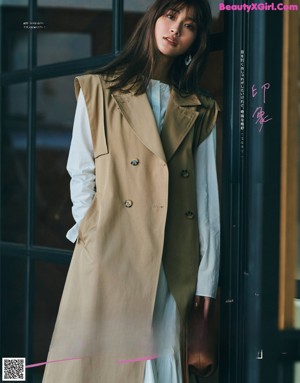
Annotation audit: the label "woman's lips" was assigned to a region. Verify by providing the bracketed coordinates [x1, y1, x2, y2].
[163, 36, 178, 46]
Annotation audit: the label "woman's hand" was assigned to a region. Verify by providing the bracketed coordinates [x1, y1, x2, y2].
[194, 295, 215, 320]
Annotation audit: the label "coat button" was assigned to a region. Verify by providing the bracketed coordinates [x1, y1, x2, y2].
[185, 211, 195, 219]
[181, 169, 190, 178]
[130, 159, 140, 166]
[124, 200, 133, 208]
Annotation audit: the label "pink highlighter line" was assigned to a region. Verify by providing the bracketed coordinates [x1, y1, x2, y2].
[26, 354, 158, 369]
[117, 355, 158, 364]
[26, 357, 83, 368]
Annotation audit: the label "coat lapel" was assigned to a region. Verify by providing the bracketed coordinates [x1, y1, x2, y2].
[161, 88, 201, 162]
[112, 92, 167, 163]
[111, 85, 202, 164]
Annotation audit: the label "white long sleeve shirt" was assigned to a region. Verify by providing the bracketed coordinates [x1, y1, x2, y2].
[66, 81, 220, 298]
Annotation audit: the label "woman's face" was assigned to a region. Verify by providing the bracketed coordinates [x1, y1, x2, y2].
[154, 6, 198, 59]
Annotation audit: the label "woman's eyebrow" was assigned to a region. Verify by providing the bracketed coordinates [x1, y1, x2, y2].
[185, 16, 196, 22]
[168, 7, 179, 13]
[169, 8, 196, 22]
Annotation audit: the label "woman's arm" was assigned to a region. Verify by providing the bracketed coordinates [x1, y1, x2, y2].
[66, 89, 96, 243]
[194, 126, 220, 301]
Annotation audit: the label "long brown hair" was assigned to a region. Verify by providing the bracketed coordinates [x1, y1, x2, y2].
[90, 0, 212, 94]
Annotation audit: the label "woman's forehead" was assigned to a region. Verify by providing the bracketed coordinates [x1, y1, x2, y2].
[165, 3, 197, 19]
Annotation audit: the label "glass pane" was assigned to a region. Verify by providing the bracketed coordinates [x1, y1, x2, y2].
[35, 75, 74, 250]
[1, 3, 28, 72]
[124, 0, 152, 12]
[1, 255, 26, 357]
[124, 0, 153, 41]
[36, 2, 112, 65]
[31, 260, 69, 381]
[210, 0, 224, 33]
[295, 363, 300, 383]
[1, 83, 28, 243]
[295, 300, 300, 327]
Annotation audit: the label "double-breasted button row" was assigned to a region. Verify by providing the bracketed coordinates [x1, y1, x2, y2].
[124, 200, 133, 208]
[181, 169, 190, 178]
[185, 211, 195, 219]
[126, 158, 138, 208]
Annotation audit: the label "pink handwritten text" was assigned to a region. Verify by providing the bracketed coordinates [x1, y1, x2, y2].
[251, 82, 272, 132]
[252, 107, 272, 132]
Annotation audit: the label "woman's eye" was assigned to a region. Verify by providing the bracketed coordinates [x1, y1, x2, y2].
[166, 13, 175, 20]
[185, 23, 194, 30]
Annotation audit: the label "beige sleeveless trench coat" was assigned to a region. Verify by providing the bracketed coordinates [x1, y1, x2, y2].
[42, 74, 220, 383]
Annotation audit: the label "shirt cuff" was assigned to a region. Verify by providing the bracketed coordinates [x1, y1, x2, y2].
[195, 278, 219, 299]
[66, 222, 80, 243]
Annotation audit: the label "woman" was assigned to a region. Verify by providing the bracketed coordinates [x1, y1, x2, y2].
[42, 0, 220, 382]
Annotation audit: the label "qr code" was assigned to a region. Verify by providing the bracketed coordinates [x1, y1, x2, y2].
[2, 358, 26, 381]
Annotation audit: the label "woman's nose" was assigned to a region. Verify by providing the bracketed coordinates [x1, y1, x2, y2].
[170, 25, 180, 35]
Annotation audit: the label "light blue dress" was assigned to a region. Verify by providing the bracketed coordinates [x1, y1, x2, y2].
[143, 80, 182, 383]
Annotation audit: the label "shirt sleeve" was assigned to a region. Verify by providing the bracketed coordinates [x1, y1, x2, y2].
[66, 89, 96, 243]
[195, 125, 220, 298]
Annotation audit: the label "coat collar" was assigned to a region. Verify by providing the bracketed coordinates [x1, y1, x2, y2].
[107, 76, 202, 163]
[161, 88, 201, 161]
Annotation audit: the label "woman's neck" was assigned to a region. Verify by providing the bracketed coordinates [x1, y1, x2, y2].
[152, 56, 174, 84]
